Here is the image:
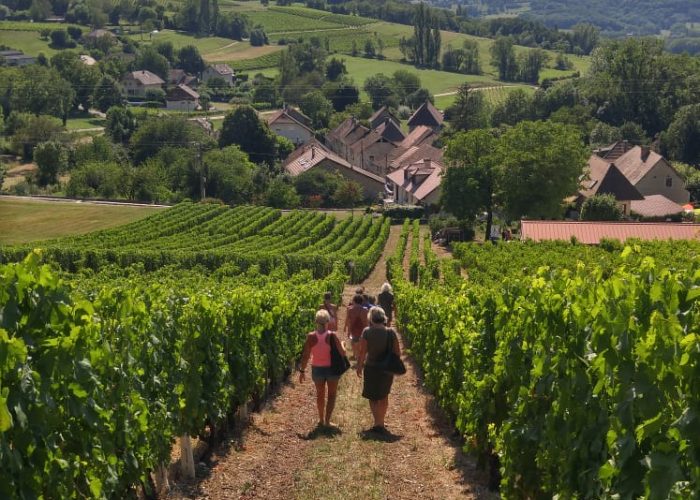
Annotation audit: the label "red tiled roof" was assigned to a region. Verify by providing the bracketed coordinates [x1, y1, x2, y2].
[631, 195, 684, 218]
[521, 220, 700, 244]
[389, 143, 443, 171]
[283, 142, 384, 183]
[387, 159, 444, 201]
[398, 125, 435, 149]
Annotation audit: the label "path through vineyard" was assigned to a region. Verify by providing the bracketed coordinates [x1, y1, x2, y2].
[170, 224, 492, 499]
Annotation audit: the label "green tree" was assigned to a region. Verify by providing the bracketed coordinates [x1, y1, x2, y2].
[580, 194, 623, 221]
[364, 38, 376, 58]
[10, 66, 74, 124]
[265, 176, 300, 208]
[323, 80, 359, 112]
[131, 160, 171, 203]
[67, 161, 129, 199]
[134, 46, 169, 79]
[11, 115, 64, 160]
[34, 141, 68, 186]
[131, 115, 212, 164]
[200, 145, 256, 203]
[333, 178, 364, 211]
[498, 120, 589, 219]
[250, 27, 268, 46]
[326, 57, 347, 81]
[51, 51, 101, 111]
[492, 89, 535, 126]
[571, 23, 600, 55]
[300, 90, 333, 129]
[50, 29, 72, 48]
[219, 105, 277, 166]
[490, 36, 518, 81]
[443, 129, 501, 239]
[447, 84, 491, 131]
[30, 0, 51, 20]
[584, 38, 700, 135]
[294, 169, 341, 207]
[105, 106, 137, 143]
[363, 73, 398, 110]
[177, 45, 206, 75]
[94, 76, 124, 113]
[392, 69, 421, 104]
[518, 48, 548, 84]
[661, 104, 700, 165]
[461, 40, 481, 74]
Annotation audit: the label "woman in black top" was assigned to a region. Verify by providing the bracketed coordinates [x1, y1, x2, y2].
[377, 282, 395, 326]
[356, 306, 401, 434]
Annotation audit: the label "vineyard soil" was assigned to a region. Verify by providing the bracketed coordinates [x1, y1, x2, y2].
[169, 224, 493, 499]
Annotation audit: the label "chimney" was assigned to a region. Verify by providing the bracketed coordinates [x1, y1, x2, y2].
[311, 147, 315, 160]
[423, 158, 431, 166]
[640, 146, 650, 162]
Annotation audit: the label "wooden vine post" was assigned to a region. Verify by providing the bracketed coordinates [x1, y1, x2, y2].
[180, 435, 196, 480]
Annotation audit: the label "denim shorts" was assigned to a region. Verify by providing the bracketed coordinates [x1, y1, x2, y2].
[312, 365, 340, 383]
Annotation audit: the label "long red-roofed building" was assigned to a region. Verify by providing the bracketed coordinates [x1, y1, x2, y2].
[521, 220, 700, 244]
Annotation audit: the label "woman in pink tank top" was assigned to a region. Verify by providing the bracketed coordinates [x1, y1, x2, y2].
[299, 309, 345, 428]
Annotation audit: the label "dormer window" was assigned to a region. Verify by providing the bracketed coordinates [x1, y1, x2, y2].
[666, 176, 673, 187]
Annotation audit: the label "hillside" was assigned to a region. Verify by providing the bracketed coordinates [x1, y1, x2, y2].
[465, 0, 700, 35]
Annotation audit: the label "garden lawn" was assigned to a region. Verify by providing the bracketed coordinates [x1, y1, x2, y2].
[0, 198, 162, 245]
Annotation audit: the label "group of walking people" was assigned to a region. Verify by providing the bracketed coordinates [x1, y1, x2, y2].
[298, 283, 400, 435]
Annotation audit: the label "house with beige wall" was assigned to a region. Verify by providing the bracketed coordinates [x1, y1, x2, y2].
[594, 142, 689, 205]
[283, 141, 384, 201]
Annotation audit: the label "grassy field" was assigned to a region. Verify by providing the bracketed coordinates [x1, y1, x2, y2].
[128, 29, 285, 63]
[65, 114, 106, 130]
[433, 84, 537, 110]
[0, 30, 57, 56]
[0, 198, 163, 245]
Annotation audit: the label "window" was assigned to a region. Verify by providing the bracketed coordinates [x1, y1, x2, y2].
[666, 176, 673, 187]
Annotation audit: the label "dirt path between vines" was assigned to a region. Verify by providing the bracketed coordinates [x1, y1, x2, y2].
[169, 224, 493, 499]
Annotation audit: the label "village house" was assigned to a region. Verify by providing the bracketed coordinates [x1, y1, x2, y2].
[266, 107, 314, 145]
[168, 69, 198, 88]
[83, 29, 117, 49]
[0, 50, 35, 66]
[202, 64, 235, 86]
[369, 105, 400, 130]
[165, 84, 200, 111]
[407, 100, 444, 132]
[325, 116, 370, 159]
[346, 119, 406, 176]
[578, 155, 644, 216]
[593, 141, 689, 205]
[122, 70, 165, 98]
[387, 158, 444, 207]
[283, 141, 385, 200]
